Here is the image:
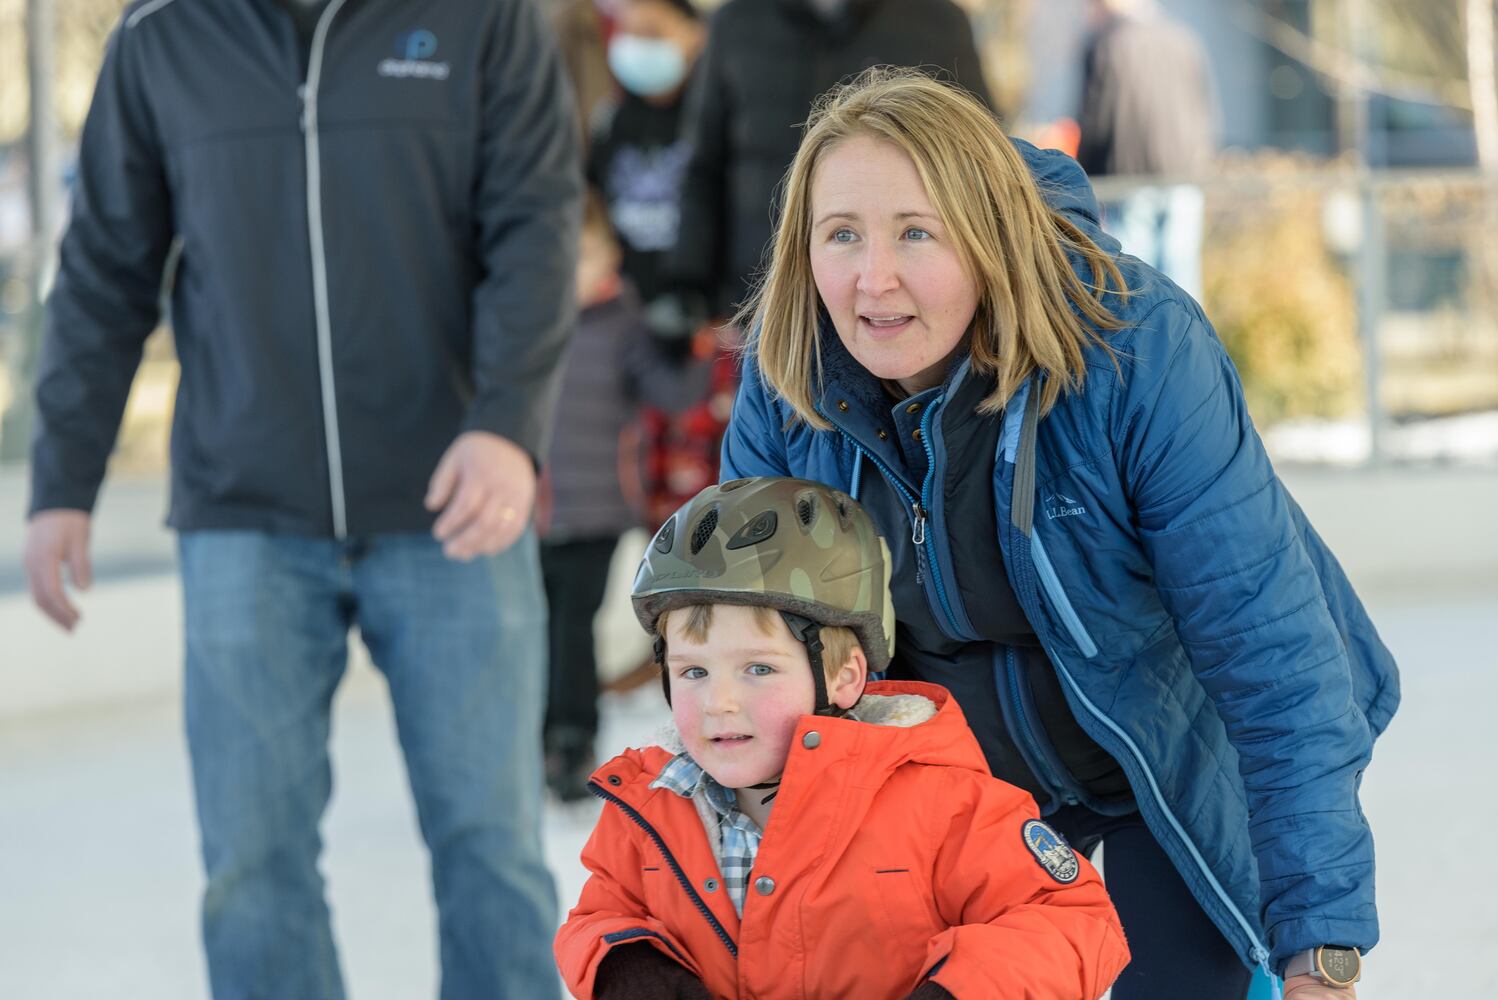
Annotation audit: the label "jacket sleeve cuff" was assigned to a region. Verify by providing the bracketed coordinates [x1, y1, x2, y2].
[462, 391, 550, 470]
[27, 460, 106, 518]
[1270, 915, 1379, 977]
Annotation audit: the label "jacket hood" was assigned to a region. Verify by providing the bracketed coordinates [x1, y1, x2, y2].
[1009, 136, 1109, 236]
[627, 680, 990, 787]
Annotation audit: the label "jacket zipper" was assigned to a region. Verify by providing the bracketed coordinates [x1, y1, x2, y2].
[914, 403, 966, 638]
[1000, 377, 1270, 969]
[301, 0, 351, 538]
[822, 399, 959, 636]
[1026, 529, 1271, 969]
[844, 439, 952, 630]
[588, 782, 738, 958]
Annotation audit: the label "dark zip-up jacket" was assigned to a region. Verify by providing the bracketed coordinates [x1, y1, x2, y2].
[667, 0, 992, 315]
[722, 139, 1400, 976]
[30, 0, 581, 537]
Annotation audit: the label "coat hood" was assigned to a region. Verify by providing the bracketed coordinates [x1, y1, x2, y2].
[611, 680, 991, 796]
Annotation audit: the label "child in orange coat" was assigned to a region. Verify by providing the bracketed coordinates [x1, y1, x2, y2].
[555, 478, 1130, 999]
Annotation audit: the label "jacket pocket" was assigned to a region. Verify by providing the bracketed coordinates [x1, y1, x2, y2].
[869, 867, 940, 943]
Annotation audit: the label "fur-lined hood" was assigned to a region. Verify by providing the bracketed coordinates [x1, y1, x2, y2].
[644, 679, 988, 780]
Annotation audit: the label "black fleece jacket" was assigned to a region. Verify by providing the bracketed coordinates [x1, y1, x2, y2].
[31, 0, 581, 537]
[667, 0, 992, 315]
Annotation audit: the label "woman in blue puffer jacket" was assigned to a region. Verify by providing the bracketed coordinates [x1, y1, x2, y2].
[718, 68, 1399, 1000]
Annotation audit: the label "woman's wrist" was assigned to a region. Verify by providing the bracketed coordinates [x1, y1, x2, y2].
[1284, 973, 1358, 998]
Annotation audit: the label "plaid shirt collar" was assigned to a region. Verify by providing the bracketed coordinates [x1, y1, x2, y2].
[652, 753, 763, 915]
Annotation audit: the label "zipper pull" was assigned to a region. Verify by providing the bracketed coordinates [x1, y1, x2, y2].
[298, 83, 310, 132]
[911, 503, 927, 545]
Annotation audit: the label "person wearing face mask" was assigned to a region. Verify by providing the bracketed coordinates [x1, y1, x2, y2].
[589, 0, 706, 330]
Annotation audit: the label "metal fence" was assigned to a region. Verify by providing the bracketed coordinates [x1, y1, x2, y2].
[1, 165, 1496, 471]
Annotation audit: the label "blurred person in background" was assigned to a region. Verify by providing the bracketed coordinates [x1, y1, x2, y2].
[21, 1, 579, 998]
[585, 0, 732, 651]
[1076, 0, 1216, 299]
[539, 190, 709, 802]
[588, 0, 705, 342]
[669, 0, 994, 320]
[552, 0, 618, 149]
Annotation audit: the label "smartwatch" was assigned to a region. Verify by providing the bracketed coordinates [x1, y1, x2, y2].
[1283, 945, 1361, 989]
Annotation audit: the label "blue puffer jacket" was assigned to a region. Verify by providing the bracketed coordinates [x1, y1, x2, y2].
[720, 140, 1400, 976]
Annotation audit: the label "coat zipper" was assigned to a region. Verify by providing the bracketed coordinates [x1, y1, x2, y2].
[1001, 375, 1270, 969]
[301, 0, 351, 538]
[588, 782, 738, 958]
[823, 401, 961, 636]
[1026, 523, 1270, 969]
[843, 439, 952, 630]
[915, 403, 965, 638]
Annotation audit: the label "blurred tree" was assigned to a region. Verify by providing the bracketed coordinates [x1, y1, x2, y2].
[1202, 153, 1363, 424]
[0, 0, 121, 144]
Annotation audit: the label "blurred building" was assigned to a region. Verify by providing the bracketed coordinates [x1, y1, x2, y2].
[1027, 0, 1476, 167]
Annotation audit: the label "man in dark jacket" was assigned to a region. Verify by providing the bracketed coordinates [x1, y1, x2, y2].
[1076, 0, 1216, 297]
[21, 1, 580, 997]
[667, 0, 993, 316]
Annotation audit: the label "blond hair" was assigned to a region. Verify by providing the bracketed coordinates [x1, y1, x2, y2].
[656, 604, 860, 685]
[740, 67, 1126, 427]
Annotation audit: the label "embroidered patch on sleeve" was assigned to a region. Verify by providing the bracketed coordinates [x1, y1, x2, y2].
[1021, 819, 1080, 884]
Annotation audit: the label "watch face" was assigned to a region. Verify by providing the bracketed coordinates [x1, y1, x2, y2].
[1317, 946, 1361, 986]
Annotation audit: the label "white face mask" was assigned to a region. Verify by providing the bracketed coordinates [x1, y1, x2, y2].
[607, 34, 688, 98]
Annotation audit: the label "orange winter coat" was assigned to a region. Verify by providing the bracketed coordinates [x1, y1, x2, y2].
[555, 681, 1129, 999]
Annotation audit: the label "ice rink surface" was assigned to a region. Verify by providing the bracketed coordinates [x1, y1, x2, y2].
[1, 469, 1494, 998]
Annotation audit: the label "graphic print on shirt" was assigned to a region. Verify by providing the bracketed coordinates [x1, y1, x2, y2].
[380, 28, 451, 79]
[606, 141, 693, 252]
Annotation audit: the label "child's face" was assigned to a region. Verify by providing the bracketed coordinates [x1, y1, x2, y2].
[664, 605, 816, 790]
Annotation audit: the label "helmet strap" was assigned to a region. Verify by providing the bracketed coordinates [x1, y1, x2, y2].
[747, 779, 781, 805]
[654, 635, 672, 707]
[657, 613, 852, 718]
[779, 612, 847, 717]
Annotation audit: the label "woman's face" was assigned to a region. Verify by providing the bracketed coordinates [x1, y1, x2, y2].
[809, 136, 979, 396]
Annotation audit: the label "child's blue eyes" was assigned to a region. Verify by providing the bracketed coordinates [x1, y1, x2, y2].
[832, 228, 856, 243]
[676, 663, 777, 679]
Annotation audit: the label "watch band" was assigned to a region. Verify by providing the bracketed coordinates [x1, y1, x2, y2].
[1284, 946, 1361, 987]
[1283, 950, 1318, 979]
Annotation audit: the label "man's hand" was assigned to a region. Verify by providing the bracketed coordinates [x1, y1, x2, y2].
[425, 431, 536, 561]
[1284, 975, 1357, 999]
[24, 509, 93, 631]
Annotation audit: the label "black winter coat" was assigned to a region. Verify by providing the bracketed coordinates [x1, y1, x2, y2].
[31, 0, 581, 537]
[666, 0, 992, 315]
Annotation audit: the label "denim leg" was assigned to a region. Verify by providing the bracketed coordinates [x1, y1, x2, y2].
[353, 531, 559, 1000]
[180, 531, 351, 1000]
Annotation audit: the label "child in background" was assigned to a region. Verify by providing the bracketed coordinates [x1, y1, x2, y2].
[540, 190, 710, 802]
[555, 478, 1130, 999]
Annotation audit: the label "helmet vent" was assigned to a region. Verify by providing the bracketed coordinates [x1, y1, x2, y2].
[726, 510, 778, 550]
[690, 506, 719, 554]
[653, 517, 677, 554]
[721, 478, 752, 492]
[795, 495, 816, 527]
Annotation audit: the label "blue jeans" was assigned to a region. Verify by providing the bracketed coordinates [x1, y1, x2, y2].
[179, 530, 558, 1000]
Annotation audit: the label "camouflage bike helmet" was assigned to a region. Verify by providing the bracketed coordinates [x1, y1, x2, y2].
[632, 476, 895, 715]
